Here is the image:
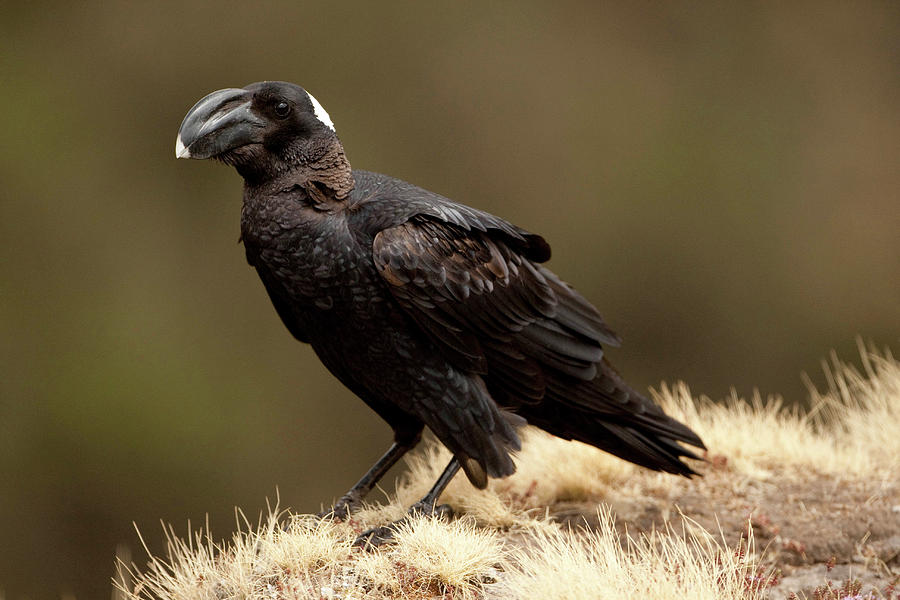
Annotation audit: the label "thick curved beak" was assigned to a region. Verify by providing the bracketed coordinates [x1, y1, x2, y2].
[175, 88, 264, 159]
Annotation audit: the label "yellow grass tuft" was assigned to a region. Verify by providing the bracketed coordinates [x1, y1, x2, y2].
[388, 515, 505, 598]
[502, 508, 773, 600]
[119, 507, 773, 600]
[656, 340, 899, 480]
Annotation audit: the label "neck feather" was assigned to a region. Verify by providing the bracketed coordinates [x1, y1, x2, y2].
[236, 137, 354, 200]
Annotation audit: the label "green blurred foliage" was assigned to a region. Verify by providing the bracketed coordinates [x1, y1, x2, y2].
[1, 1, 898, 598]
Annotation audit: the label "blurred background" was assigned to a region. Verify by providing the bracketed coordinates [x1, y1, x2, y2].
[1, 1, 898, 598]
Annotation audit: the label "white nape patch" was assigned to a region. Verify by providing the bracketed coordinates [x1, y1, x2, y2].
[175, 134, 190, 158]
[306, 91, 335, 131]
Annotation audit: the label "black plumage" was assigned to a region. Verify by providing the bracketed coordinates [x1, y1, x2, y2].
[176, 81, 705, 535]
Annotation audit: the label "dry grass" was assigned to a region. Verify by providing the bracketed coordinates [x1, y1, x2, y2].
[117, 343, 900, 599]
[663, 344, 900, 481]
[502, 509, 777, 600]
[119, 507, 775, 600]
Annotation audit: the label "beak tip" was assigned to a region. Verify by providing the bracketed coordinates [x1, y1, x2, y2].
[175, 134, 190, 159]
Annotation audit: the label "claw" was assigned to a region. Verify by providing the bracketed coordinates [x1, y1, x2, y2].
[353, 524, 397, 549]
[352, 501, 456, 550]
[317, 494, 358, 521]
[410, 501, 454, 520]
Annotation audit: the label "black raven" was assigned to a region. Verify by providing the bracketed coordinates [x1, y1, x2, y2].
[176, 81, 705, 542]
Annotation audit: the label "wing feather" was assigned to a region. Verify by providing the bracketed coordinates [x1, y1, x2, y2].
[373, 216, 618, 391]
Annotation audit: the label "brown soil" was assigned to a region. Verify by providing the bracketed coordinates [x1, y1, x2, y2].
[550, 465, 900, 598]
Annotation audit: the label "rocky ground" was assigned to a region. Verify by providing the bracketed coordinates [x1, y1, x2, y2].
[552, 464, 900, 598]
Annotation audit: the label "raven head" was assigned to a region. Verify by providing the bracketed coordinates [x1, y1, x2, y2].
[176, 81, 344, 184]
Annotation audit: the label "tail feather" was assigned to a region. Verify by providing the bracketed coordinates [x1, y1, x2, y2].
[597, 424, 700, 475]
[519, 361, 706, 476]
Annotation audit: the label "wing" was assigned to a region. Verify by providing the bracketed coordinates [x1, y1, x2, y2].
[373, 215, 621, 406]
[366, 186, 705, 475]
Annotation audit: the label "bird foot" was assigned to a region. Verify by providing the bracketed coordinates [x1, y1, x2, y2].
[316, 494, 359, 522]
[353, 501, 455, 550]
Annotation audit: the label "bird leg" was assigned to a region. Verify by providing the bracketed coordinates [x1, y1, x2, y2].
[318, 440, 416, 521]
[354, 457, 461, 549]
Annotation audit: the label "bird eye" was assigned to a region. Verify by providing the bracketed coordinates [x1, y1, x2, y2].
[274, 101, 291, 118]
